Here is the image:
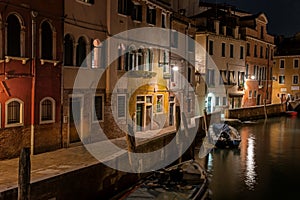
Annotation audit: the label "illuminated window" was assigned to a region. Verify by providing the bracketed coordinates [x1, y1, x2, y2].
[279, 75, 285, 84]
[293, 75, 299, 85]
[156, 95, 163, 113]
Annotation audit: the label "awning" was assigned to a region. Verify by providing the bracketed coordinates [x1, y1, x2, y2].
[229, 93, 244, 98]
[229, 71, 236, 84]
[221, 71, 228, 84]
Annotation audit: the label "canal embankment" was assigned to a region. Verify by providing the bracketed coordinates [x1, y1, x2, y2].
[224, 103, 287, 121]
[0, 112, 221, 200]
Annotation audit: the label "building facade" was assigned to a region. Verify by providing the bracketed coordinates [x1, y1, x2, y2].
[239, 13, 275, 107]
[0, 0, 63, 159]
[193, 8, 246, 113]
[63, 0, 108, 147]
[272, 33, 300, 104]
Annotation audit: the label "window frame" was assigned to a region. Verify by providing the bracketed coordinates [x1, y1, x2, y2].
[40, 97, 56, 124]
[40, 20, 55, 60]
[294, 59, 299, 69]
[117, 94, 126, 119]
[229, 44, 234, 58]
[146, 6, 156, 25]
[221, 42, 226, 57]
[132, 3, 142, 22]
[280, 59, 285, 69]
[292, 75, 299, 85]
[156, 94, 164, 113]
[240, 46, 244, 59]
[5, 98, 24, 128]
[279, 75, 285, 84]
[249, 90, 252, 99]
[209, 40, 214, 55]
[6, 14, 22, 57]
[171, 30, 178, 48]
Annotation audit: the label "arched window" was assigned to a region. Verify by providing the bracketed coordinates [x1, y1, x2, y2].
[76, 37, 87, 67]
[40, 97, 55, 124]
[117, 44, 125, 70]
[7, 14, 21, 57]
[145, 49, 153, 71]
[5, 99, 24, 127]
[41, 21, 53, 59]
[127, 46, 136, 71]
[64, 34, 74, 66]
[137, 48, 144, 70]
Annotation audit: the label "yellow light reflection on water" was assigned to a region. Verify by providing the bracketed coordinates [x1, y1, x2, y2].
[245, 136, 257, 190]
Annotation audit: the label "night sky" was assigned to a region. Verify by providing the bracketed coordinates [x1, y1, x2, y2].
[204, 0, 300, 37]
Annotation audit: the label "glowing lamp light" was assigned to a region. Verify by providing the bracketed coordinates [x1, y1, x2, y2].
[172, 66, 179, 71]
[251, 75, 256, 80]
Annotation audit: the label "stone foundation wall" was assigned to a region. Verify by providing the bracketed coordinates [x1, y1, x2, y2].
[34, 123, 62, 154]
[224, 103, 286, 121]
[0, 126, 31, 160]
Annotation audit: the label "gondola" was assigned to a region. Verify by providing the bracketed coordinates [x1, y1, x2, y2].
[208, 123, 241, 149]
[111, 160, 209, 200]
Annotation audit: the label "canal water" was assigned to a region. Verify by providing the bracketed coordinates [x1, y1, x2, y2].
[197, 116, 300, 200]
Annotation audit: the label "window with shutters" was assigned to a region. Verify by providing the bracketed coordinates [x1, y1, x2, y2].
[117, 95, 126, 119]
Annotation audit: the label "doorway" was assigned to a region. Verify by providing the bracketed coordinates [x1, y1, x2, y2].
[136, 103, 144, 132]
[145, 105, 153, 131]
[69, 97, 82, 143]
[257, 94, 261, 105]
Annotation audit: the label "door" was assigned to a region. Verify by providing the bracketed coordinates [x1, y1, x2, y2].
[145, 105, 152, 131]
[257, 94, 261, 105]
[207, 97, 212, 113]
[69, 97, 81, 143]
[136, 103, 144, 132]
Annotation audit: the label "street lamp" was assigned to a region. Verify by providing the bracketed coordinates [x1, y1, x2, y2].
[172, 65, 179, 71]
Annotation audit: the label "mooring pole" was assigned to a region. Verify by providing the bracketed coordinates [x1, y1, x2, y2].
[264, 99, 268, 119]
[18, 147, 31, 200]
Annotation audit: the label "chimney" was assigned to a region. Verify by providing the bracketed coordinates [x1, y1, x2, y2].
[214, 20, 220, 35]
[222, 26, 227, 36]
[234, 26, 239, 39]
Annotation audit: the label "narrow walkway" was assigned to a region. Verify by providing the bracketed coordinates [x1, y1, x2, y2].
[0, 126, 177, 193]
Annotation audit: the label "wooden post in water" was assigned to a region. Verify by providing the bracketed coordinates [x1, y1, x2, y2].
[203, 109, 208, 136]
[126, 124, 136, 168]
[18, 148, 31, 200]
[264, 99, 268, 119]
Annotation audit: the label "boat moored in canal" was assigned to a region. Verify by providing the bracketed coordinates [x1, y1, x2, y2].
[208, 123, 241, 149]
[111, 160, 209, 200]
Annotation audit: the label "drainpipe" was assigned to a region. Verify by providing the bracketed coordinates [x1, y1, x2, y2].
[61, 3, 65, 148]
[30, 11, 37, 155]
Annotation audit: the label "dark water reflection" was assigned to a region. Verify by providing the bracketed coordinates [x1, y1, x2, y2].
[198, 116, 300, 200]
